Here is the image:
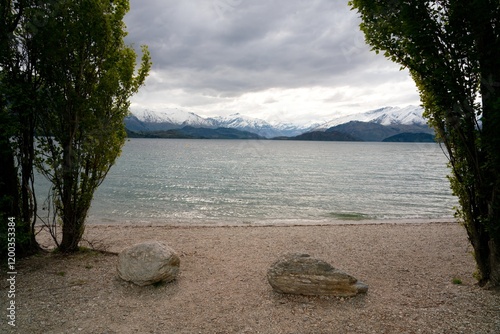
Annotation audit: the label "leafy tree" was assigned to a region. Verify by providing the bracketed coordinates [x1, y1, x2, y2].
[2, 0, 151, 255]
[29, 0, 151, 253]
[0, 0, 41, 258]
[2, 0, 151, 256]
[349, 0, 500, 286]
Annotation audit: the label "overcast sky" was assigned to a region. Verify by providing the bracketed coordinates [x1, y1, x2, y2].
[124, 0, 420, 125]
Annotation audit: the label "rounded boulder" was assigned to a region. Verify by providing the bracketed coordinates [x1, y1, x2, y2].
[117, 241, 180, 286]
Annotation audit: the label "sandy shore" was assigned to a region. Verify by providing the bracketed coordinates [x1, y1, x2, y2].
[2, 221, 500, 333]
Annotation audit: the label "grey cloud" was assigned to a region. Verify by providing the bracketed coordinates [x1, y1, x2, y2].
[125, 0, 402, 97]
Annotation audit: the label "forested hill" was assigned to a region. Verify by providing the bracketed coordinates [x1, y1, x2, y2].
[126, 126, 264, 139]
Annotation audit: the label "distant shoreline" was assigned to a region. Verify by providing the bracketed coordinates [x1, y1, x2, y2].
[45, 217, 457, 228]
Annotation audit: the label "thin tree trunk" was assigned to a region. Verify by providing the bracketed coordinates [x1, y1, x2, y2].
[0, 134, 19, 217]
[60, 216, 81, 252]
[489, 239, 500, 287]
[59, 136, 79, 253]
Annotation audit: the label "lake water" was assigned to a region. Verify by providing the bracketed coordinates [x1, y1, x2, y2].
[69, 139, 457, 225]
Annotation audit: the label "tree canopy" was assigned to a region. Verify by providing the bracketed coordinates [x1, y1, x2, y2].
[0, 0, 151, 254]
[349, 0, 500, 286]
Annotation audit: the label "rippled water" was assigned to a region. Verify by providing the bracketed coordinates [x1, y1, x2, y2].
[75, 139, 457, 225]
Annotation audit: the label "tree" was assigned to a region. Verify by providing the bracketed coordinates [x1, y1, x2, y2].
[0, 0, 41, 258]
[349, 0, 500, 287]
[31, 0, 150, 252]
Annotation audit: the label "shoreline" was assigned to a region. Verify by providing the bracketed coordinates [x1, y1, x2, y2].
[40, 217, 458, 228]
[10, 220, 499, 333]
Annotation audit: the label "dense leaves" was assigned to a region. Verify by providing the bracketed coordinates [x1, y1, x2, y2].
[0, 0, 150, 254]
[0, 0, 41, 258]
[350, 0, 500, 286]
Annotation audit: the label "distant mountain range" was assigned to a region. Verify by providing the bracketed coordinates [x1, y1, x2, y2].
[312, 105, 428, 130]
[125, 105, 435, 142]
[125, 108, 315, 138]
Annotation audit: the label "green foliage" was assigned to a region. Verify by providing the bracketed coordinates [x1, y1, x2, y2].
[28, 0, 151, 253]
[1, 0, 150, 254]
[0, 0, 41, 258]
[350, 0, 500, 286]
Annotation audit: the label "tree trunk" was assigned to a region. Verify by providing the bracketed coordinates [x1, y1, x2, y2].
[467, 0, 500, 287]
[466, 220, 490, 286]
[0, 113, 39, 257]
[0, 132, 19, 218]
[19, 103, 40, 251]
[60, 215, 84, 253]
[59, 136, 81, 253]
[489, 239, 500, 287]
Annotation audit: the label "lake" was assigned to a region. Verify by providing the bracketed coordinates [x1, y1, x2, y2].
[58, 139, 459, 225]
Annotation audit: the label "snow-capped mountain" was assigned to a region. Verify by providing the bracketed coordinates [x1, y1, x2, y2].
[125, 105, 430, 139]
[314, 105, 427, 131]
[207, 113, 311, 137]
[126, 110, 313, 137]
[133, 108, 212, 127]
[209, 113, 270, 129]
[208, 114, 276, 137]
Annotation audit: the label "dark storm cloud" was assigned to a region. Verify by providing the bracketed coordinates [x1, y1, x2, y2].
[124, 0, 383, 97]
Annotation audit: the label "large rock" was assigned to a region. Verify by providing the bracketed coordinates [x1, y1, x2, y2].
[267, 253, 368, 297]
[117, 241, 180, 286]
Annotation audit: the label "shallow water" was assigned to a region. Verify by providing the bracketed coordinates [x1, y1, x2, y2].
[36, 139, 458, 225]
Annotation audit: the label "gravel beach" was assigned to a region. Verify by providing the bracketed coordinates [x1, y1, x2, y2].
[2, 221, 499, 333]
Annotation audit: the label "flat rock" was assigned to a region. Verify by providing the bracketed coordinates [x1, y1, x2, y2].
[267, 253, 368, 297]
[117, 241, 180, 286]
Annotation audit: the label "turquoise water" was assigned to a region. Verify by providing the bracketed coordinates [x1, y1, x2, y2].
[65, 139, 458, 225]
